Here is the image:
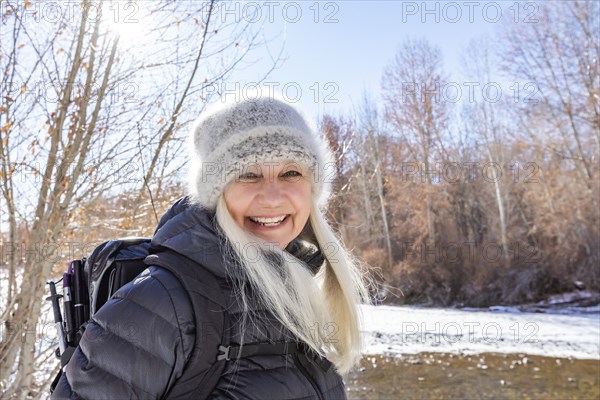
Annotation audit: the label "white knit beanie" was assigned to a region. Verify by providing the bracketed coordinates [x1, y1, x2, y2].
[188, 95, 337, 212]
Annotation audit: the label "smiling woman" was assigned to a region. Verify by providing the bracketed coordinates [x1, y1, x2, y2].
[52, 93, 372, 399]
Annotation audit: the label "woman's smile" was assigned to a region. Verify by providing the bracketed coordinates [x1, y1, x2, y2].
[246, 214, 291, 229]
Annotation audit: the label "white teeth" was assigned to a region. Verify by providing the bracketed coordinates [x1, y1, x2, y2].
[249, 215, 287, 224]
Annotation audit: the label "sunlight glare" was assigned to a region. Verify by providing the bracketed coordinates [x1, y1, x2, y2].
[101, 1, 147, 46]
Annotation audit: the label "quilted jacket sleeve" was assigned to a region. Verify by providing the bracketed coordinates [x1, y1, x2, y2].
[51, 266, 195, 400]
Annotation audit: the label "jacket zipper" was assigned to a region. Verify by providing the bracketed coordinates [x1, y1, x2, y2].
[294, 353, 325, 400]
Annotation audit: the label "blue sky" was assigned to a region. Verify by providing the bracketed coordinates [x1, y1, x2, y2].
[230, 0, 515, 121]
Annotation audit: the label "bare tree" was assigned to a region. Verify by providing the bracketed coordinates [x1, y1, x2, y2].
[382, 38, 451, 248]
[319, 114, 357, 243]
[460, 37, 510, 267]
[356, 95, 394, 273]
[500, 0, 599, 192]
[0, 0, 282, 395]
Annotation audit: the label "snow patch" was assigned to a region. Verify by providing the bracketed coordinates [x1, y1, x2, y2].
[360, 304, 600, 360]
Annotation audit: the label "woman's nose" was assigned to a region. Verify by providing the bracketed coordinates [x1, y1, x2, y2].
[258, 181, 284, 205]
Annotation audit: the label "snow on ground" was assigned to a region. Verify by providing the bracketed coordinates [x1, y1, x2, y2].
[360, 304, 600, 360]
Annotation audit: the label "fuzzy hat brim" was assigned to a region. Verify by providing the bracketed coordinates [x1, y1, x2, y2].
[187, 96, 337, 211]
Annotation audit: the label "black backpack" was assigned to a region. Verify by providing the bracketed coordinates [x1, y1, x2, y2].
[47, 237, 308, 396]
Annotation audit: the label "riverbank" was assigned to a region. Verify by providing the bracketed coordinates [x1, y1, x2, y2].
[346, 352, 600, 399]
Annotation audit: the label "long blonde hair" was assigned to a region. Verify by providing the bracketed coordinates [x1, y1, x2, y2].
[213, 192, 372, 375]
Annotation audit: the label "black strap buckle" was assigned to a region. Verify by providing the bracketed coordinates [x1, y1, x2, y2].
[217, 345, 231, 361]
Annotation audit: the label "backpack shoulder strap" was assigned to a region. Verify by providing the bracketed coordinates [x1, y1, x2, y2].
[144, 249, 230, 399]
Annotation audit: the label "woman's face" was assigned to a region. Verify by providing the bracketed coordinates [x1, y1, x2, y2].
[224, 160, 312, 250]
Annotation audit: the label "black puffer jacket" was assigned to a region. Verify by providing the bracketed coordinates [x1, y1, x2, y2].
[52, 196, 347, 399]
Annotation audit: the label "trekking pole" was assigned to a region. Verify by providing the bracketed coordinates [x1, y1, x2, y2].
[63, 271, 75, 344]
[72, 260, 85, 332]
[46, 280, 67, 355]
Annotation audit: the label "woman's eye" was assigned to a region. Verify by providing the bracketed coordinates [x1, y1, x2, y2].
[239, 173, 260, 180]
[283, 170, 301, 177]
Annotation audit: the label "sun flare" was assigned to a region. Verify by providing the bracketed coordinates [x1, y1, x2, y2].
[101, 0, 147, 45]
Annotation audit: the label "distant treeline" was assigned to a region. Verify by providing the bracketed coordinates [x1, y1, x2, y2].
[320, 1, 599, 306]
